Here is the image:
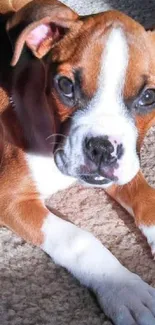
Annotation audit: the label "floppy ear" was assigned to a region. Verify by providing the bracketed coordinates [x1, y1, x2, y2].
[145, 22, 155, 42]
[6, 0, 79, 66]
[146, 28, 155, 62]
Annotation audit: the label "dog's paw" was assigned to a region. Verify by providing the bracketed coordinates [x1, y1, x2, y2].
[95, 272, 155, 325]
[139, 225, 155, 256]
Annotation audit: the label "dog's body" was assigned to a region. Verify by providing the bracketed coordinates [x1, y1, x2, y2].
[1, 1, 155, 324]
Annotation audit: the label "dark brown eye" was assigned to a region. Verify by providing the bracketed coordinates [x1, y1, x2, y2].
[57, 76, 74, 98]
[137, 89, 155, 107]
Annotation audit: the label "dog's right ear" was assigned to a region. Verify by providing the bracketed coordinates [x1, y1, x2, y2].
[6, 0, 79, 66]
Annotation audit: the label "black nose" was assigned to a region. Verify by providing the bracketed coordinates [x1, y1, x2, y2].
[84, 136, 118, 166]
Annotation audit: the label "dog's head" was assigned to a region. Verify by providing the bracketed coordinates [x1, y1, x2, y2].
[7, 0, 155, 187]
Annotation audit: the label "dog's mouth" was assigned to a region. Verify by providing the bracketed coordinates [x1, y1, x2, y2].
[55, 149, 119, 186]
[80, 174, 112, 185]
[78, 163, 119, 185]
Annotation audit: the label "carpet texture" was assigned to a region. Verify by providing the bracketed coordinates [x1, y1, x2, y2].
[1, 1, 155, 324]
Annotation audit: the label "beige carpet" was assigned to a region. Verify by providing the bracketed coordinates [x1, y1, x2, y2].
[1, 1, 155, 324]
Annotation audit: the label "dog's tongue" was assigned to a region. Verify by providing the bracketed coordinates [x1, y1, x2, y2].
[100, 166, 118, 181]
[79, 164, 118, 182]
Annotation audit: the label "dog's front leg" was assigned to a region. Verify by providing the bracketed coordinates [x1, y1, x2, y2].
[4, 198, 155, 325]
[106, 171, 155, 256]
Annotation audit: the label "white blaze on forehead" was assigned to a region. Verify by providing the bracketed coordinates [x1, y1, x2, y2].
[102, 28, 128, 95]
[93, 27, 129, 114]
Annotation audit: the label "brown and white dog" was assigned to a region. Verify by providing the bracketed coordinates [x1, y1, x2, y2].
[1, 0, 155, 324]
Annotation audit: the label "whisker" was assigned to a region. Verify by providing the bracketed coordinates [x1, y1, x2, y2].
[46, 133, 67, 141]
[49, 141, 61, 147]
[53, 147, 64, 156]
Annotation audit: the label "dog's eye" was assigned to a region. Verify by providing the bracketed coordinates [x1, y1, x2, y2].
[136, 89, 155, 108]
[57, 76, 74, 98]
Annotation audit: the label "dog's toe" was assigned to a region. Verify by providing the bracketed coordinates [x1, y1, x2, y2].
[96, 272, 155, 325]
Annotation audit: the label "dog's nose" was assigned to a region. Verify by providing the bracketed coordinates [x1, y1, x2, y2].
[84, 136, 123, 166]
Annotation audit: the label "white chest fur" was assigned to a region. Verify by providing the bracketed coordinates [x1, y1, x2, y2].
[26, 154, 76, 199]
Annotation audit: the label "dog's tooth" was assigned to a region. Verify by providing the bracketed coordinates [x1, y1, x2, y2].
[94, 176, 104, 181]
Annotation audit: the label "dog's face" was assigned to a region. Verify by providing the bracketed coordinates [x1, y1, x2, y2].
[7, 0, 155, 187]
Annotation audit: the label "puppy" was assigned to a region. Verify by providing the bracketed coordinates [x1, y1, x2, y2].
[1, 1, 155, 324]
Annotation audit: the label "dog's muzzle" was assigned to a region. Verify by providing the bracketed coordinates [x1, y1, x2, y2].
[81, 135, 123, 184]
[54, 109, 139, 187]
[55, 133, 131, 187]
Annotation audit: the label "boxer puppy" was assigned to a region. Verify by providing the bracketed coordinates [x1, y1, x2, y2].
[1, 1, 155, 324]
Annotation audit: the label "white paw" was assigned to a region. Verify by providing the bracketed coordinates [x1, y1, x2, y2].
[139, 225, 155, 256]
[95, 272, 155, 325]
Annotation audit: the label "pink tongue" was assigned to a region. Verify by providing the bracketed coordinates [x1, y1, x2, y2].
[100, 166, 114, 179]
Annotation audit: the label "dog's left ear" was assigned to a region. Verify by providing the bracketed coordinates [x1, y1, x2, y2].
[146, 24, 155, 48]
[7, 0, 79, 66]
